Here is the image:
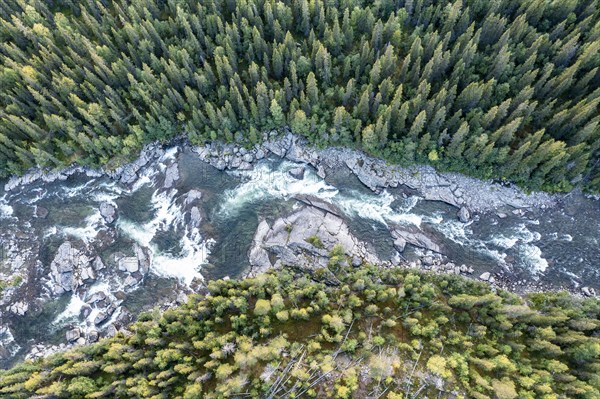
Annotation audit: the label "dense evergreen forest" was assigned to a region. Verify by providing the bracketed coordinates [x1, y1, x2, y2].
[0, 0, 599, 192]
[1, 265, 599, 398]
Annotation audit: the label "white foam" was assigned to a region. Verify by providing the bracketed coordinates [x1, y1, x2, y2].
[519, 244, 548, 274]
[491, 235, 519, 249]
[0, 203, 13, 218]
[117, 188, 208, 284]
[60, 209, 104, 244]
[561, 234, 573, 242]
[335, 190, 422, 226]
[53, 293, 87, 325]
[219, 161, 337, 218]
[220, 161, 424, 227]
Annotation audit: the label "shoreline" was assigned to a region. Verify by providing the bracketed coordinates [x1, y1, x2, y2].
[4, 129, 565, 214]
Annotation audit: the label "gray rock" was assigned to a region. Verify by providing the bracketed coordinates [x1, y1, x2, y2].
[134, 244, 151, 274]
[243, 153, 254, 163]
[458, 206, 470, 223]
[255, 149, 266, 159]
[80, 305, 92, 318]
[94, 312, 109, 325]
[80, 266, 95, 282]
[106, 325, 118, 337]
[75, 337, 86, 346]
[66, 328, 81, 342]
[390, 226, 442, 254]
[479, 272, 491, 281]
[92, 256, 105, 271]
[99, 203, 117, 224]
[120, 166, 138, 185]
[352, 256, 362, 267]
[164, 162, 180, 188]
[422, 256, 434, 266]
[35, 206, 48, 219]
[294, 195, 341, 217]
[9, 301, 28, 316]
[124, 275, 139, 287]
[118, 257, 139, 273]
[184, 189, 203, 206]
[288, 167, 305, 180]
[496, 212, 508, 219]
[86, 291, 107, 304]
[230, 156, 242, 168]
[87, 330, 99, 343]
[582, 287, 596, 297]
[393, 237, 406, 252]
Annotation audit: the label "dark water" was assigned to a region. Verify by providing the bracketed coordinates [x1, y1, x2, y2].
[0, 147, 599, 367]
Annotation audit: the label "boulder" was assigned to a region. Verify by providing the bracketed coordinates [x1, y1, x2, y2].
[582, 287, 596, 297]
[164, 163, 180, 188]
[92, 256, 105, 271]
[80, 266, 95, 282]
[390, 226, 442, 254]
[124, 275, 139, 287]
[458, 206, 470, 223]
[9, 301, 28, 316]
[35, 206, 48, 219]
[106, 325, 118, 337]
[118, 257, 139, 273]
[393, 237, 406, 252]
[288, 167, 305, 180]
[80, 305, 92, 319]
[184, 189, 203, 206]
[99, 203, 117, 224]
[52, 242, 76, 274]
[479, 272, 491, 281]
[86, 291, 107, 304]
[94, 311, 109, 325]
[87, 330, 99, 343]
[66, 328, 81, 342]
[134, 244, 151, 274]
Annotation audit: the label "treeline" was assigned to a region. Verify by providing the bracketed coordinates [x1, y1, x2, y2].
[1, 263, 599, 398]
[0, 0, 599, 192]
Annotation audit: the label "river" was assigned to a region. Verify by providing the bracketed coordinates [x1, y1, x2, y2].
[0, 144, 598, 368]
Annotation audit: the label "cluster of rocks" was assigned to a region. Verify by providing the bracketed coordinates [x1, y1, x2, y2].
[193, 141, 266, 171]
[246, 199, 379, 278]
[408, 252, 475, 276]
[49, 242, 99, 295]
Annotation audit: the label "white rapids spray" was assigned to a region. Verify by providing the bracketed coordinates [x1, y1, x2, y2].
[218, 160, 424, 227]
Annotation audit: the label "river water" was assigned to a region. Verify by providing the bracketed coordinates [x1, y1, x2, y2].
[0, 147, 598, 367]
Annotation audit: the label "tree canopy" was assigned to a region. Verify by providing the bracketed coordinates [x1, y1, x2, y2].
[0, 0, 599, 192]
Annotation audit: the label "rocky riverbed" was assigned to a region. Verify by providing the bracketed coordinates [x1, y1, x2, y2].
[0, 129, 598, 367]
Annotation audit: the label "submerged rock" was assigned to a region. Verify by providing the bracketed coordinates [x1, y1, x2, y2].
[35, 206, 48, 219]
[288, 166, 305, 180]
